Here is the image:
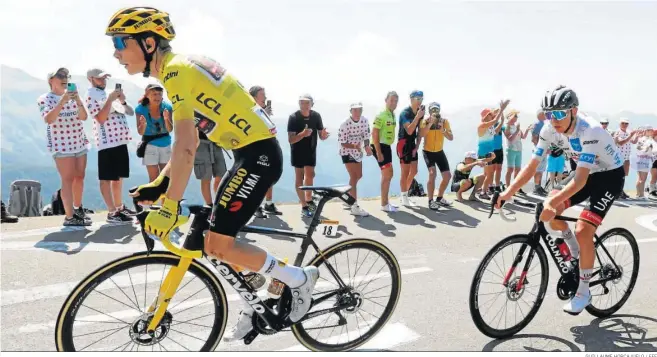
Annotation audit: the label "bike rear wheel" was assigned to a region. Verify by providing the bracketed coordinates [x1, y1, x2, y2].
[469, 234, 549, 339]
[55, 251, 228, 352]
[291, 239, 401, 351]
[586, 228, 640, 318]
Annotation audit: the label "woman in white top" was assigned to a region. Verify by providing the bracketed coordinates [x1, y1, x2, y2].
[37, 68, 90, 226]
[503, 110, 531, 190]
[631, 126, 656, 199]
[338, 102, 372, 216]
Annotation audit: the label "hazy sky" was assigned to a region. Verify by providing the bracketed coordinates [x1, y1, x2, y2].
[1, 0, 656, 114]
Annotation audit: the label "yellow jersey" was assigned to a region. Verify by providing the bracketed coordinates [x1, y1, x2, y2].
[421, 118, 451, 152]
[158, 52, 277, 150]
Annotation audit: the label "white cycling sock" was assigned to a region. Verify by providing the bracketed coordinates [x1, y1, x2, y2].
[401, 191, 408, 197]
[577, 268, 592, 296]
[258, 253, 306, 288]
[562, 228, 580, 259]
[265, 200, 273, 205]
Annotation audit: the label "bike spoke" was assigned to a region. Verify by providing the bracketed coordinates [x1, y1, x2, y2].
[126, 268, 142, 313]
[362, 297, 387, 309]
[73, 325, 127, 338]
[93, 289, 142, 313]
[108, 277, 141, 312]
[78, 322, 128, 351]
[111, 340, 132, 352]
[361, 284, 391, 296]
[168, 286, 209, 311]
[171, 312, 215, 326]
[79, 304, 132, 325]
[170, 320, 214, 329]
[165, 334, 191, 351]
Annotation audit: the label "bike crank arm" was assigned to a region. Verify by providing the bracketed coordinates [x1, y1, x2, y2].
[146, 257, 193, 332]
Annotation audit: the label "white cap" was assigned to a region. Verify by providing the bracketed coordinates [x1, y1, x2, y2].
[465, 151, 477, 160]
[350, 102, 363, 109]
[299, 93, 313, 102]
[620, 117, 629, 124]
[87, 68, 111, 78]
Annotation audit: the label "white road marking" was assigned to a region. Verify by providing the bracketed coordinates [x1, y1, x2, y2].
[636, 214, 657, 233]
[279, 322, 420, 351]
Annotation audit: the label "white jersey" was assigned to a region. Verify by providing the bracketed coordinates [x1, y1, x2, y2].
[534, 114, 624, 173]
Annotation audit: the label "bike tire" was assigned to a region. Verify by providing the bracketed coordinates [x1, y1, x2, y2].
[55, 251, 228, 352]
[469, 234, 549, 339]
[291, 239, 401, 352]
[586, 228, 640, 318]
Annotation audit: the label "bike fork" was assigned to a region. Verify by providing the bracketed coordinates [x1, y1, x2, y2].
[146, 257, 193, 332]
[502, 244, 534, 292]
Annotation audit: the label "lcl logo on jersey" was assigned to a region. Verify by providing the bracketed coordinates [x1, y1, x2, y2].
[569, 138, 582, 152]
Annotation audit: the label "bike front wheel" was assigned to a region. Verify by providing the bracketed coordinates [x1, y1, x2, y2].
[291, 238, 402, 351]
[469, 234, 550, 339]
[55, 251, 228, 352]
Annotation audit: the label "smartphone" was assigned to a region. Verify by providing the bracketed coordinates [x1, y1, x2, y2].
[115, 83, 122, 90]
[67, 83, 77, 92]
[266, 100, 271, 108]
[420, 105, 426, 112]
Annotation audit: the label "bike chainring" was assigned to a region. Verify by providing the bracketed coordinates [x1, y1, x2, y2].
[129, 311, 173, 346]
[556, 274, 578, 301]
[252, 288, 293, 336]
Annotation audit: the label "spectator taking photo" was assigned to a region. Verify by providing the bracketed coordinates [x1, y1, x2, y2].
[135, 83, 173, 182]
[419, 102, 453, 210]
[38, 67, 91, 226]
[85, 68, 135, 223]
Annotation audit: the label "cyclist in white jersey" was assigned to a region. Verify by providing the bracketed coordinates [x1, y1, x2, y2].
[496, 85, 625, 315]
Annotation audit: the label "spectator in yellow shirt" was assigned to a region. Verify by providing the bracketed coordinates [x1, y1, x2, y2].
[418, 102, 454, 210]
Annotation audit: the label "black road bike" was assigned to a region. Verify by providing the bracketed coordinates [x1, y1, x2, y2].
[469, 192, 640, 339]
[55, 185, 402, 351]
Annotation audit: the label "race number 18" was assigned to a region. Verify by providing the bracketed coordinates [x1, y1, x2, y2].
[319, 220, 339, 237]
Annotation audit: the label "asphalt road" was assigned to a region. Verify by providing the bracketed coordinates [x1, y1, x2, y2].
[2, 192, 657, 352]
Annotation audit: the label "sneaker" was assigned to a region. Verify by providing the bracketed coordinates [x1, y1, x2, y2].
[301, 206, 313, 218]
[119, 205, 136, 215]
[64, 214, 90, 227]
[401, 195, 416, 207]
[428, 199, 440, 211]
[650, 190, 657, 198]
[478, 192, 491, 201]
[76, 206, 92, 223]
[436, 197, 453, 207]
[307, 200, 317, 212]
[381, 203, 398, 212]
[619, 191, 630, 200]
[518, 188, 526, 195]
[106, 212, 123, 223]
[350, 204, 369, 217]
[222, 308, 254, 342]
[1, 201, 18, 223]
[563, 292, 592, 315]
[288, 266, 320, 322]
[533, 187, 547, 196]
[114, 210, 135, 222]
[263, 203, 282, 215]
[253, 206, 267, 219]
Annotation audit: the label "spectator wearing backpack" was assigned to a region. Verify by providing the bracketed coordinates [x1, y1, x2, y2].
[37, 67, 91, 226]
[85, 68, 135, 223]
[135, 83, 173, 181]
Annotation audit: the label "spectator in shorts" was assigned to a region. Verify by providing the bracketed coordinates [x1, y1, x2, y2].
[338, 102, 372, 216]
[249, 85, 282, 216]
[491, 109, 506, 193]
[531, 109, 549, 196]
[195, 129, 227, 208]
[451, 151, 490, 201]
[418, 102, 453, 210]
[38, 67, 91, 226]
[135, 83, 173, 181]
[397, 90, 425, 207]
[371, 91, 399, 212]
[546, 145, 566, 188]
[613, 118, 635, 199]
[477, 100, 508, 200]
[86, 68, 135, 223]
[651, 128, 657, 198]
[288, 94, 329, 217]
[632, 126, 656, 199]
[504, 110, 530, 193]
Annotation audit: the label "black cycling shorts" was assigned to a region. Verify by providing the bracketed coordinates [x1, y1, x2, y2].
[423, 150, 450, 172]
[491, 148, 504, 165]
[291, 147, 316, 168]
[563, 166, 625, 227]
[370, 143, 393, 169]
[341, 155, 359, 164]
[653, 160, 657, 170]
[396, 138, 418, 164]
[451, 178, 475, 192]
[210, 138, 283, 236]
[98, 144, 129, 181]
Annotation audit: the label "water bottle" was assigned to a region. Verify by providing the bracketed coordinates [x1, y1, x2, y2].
[267, 258, 288, 299]
[554, 237, 572, 261]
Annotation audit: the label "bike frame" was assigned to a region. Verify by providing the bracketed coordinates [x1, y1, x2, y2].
[501, 201, 623, 292]
[145, 190, 352, 333]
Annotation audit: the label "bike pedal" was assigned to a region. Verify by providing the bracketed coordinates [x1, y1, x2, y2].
[243, 330, 259, 345]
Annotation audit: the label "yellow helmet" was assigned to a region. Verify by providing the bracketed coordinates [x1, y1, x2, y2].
[105, 7, 175, 40]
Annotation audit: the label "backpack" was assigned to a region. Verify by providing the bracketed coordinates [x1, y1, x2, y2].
[50, 189, 66, 216]
[408, 178, 426, 197]
[7, 180, 43, 217]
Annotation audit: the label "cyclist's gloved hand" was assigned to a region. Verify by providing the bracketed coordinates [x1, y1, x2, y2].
[144, 197, 189, 240]
[129, 175, 170, 205]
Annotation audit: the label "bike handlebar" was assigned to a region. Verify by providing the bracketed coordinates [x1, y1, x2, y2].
[132, 198, 203, 259]
[488, 192, 539, 223]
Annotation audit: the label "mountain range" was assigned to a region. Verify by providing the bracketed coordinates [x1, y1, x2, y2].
[2, 64, 655, 211]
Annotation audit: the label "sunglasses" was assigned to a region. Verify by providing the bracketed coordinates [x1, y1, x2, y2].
[112, 35, 134, 50]
[544, 110, 569, 121]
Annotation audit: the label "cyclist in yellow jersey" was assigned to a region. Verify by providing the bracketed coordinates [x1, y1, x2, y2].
[105, 7, 319, 341]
